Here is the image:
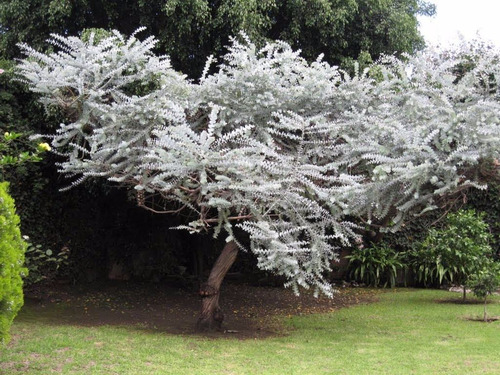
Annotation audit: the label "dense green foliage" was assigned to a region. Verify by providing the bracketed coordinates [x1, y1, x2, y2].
[382, 184, 500, 264]
[0, 131, 47, 170]
[408, 210, 494, 293]
[0, 60, 47, 160]
[347, 243, 403, 287]
[348, 210, 499, 290]
[467, 181, 500, 259]
[0, 182, 26, 345]
[1, 0, 434, 77]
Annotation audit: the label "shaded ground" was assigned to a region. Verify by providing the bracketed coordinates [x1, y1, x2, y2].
[22, 281, 378, 339]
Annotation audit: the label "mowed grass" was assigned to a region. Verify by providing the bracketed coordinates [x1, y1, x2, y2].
[1, 289, 499, 375]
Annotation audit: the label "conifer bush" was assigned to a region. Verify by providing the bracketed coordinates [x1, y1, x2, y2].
[0, 182, 27, 345]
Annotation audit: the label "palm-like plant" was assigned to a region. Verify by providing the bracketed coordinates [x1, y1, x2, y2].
[347, 243, 404, 288]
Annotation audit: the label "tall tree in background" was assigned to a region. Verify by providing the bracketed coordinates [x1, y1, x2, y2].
[1, 0, 435, 77]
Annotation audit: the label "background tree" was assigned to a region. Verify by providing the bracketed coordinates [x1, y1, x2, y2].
[340, 0, 435, 65]
[17, 31, 500, 330]
[408, 210, 494, 300]
[1, 0, 435, 76]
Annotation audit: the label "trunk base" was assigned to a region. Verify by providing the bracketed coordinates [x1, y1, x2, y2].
[196, 306, 224, 331]
[195, 240, 238, 332]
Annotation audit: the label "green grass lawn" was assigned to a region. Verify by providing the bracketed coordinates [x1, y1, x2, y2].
[1, 289, 499, 374]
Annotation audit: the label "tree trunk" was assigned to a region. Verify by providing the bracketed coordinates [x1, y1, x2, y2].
[196, 240, 238, 331]
[483, 296, 488, 322]
[462, 285, 467, 302]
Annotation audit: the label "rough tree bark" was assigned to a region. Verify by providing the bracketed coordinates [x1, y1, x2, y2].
[196, 240, 238, 331]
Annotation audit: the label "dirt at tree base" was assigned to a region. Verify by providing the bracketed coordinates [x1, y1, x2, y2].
[22, 282, 379, 339]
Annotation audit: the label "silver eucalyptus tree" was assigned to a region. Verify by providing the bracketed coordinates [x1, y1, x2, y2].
[17, 30, 500, 330]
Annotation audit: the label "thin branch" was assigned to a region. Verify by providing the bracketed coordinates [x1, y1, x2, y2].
[138, 202, 187, 215]
[203, 214, 254, 223]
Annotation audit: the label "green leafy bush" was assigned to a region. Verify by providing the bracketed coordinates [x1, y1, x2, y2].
[467, 262, 500, 321]
[0, 182, 27, 345]
[23, 239, 70, 287]
[408, 209, 493, 299]
[347, 243, 403, 288]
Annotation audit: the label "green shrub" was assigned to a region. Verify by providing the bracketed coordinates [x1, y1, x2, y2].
[408, 209, 493, 299]
[346, 242, 403, 288]
[23, 239, 70, 287]
[0, 182, 27, 345]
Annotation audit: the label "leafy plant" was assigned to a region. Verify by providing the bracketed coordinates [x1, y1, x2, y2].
[22, 238, 70, 287]
[0, 68, 50, 173]
[408, 210, 493, 300]
[467, 262, 500, 322]
[347, 243, 404, 287]
[0, 131, 48, 167]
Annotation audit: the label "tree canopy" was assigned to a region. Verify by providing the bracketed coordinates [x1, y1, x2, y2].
[1, 0, 435, 77]
[1, 1, 437, 284]
[17, 31, 500, 300]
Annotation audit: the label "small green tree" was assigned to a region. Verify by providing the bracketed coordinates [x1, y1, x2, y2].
[467, 263, 500, 322]
[409, 210, 493, 300]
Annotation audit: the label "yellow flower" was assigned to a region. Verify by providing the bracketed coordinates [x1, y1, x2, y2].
[4, 132, 9, 137]
[38, 142, 51, 152]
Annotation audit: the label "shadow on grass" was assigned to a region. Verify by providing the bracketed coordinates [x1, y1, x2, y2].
[464, 316, 500, 323]
[18, 282, 379, 340]
[436, 298, 493, 305]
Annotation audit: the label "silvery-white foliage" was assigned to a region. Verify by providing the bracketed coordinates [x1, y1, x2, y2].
[17, 31, 500, 296]
[329, 43, 500, 230]
[17, 28, 191, 186]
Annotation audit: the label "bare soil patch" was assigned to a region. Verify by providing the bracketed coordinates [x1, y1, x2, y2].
[22, 281, 378, 339]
